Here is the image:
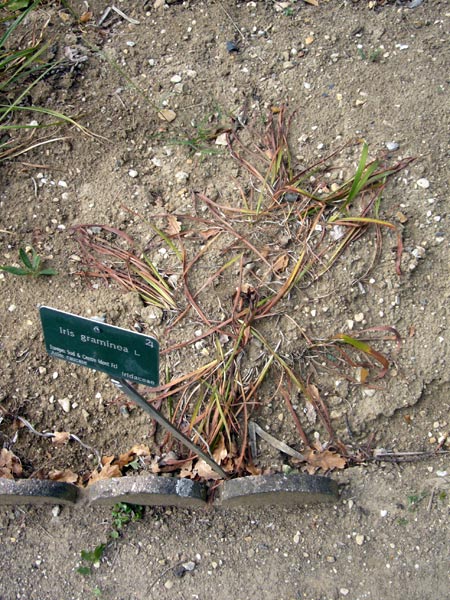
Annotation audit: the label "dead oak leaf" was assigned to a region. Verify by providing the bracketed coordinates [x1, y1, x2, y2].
[117, 444, 151, 469]
[0, 448, 22, 479]
[193, 459, 223, 481]
[87, 456, 122, 486]
[304, 448, 347, 474]
[48, 469, 79, 484]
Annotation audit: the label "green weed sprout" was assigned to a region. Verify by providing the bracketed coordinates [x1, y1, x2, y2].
[0, 246, 57, 277]
[77, 544, 106, 576]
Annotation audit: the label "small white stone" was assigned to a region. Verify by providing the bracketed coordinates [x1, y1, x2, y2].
[38, 367, 47, 375]
[182, 561, 196, 571]
[304, 82, 311, 89]
[128, 169, 138, 178]
[412, 246, 426, 259]
[57, 398, 71, 413]
[170, 74, 182, 83]
[380, 510, 388, 517]
[354, 312, 364, 322]
[175, 171, 189, 183]
[293, 531, 301, 544]
[52, 371, 59, 380]
[185, 69, 197, 78]
[52, 505, 61, 517]
[347, 319, 354, 330]
[8, 304, 16, 312]
[340, 589, 349, 597]
[126, 41, 136, 47]
[362, 388, 376, 398]
[152, 157, 162, 167]
[57, 180, 68, 188]
[215, 132, 228, 146]
[417, 178, 430, 189]
[355, 534, 365, 546]
[164, 580, 174, 590]
[386, 141, 399, 151]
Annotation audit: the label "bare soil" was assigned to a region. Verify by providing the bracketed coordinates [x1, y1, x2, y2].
[0, 1, 449, 599]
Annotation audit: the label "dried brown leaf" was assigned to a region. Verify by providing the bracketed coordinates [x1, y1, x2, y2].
[87, 456, 122, 486]
[116, 444, 151, 469]
[0, 448, 23, 479]
[179, 460, 194, 478]
[272, 253, 289, 274]
[51, 431, 71, 446]
[199, 227, 221, 240]
[304, 448, 347, 473]
[166, 215, 182, 236]
[212, 434, 228, 464]
[79, 11, 92, 23]
[304, 0, 319, 6]
[193, 459, 222, 480]
[245, 462, 262, 476]
[48, 469, 79, 484]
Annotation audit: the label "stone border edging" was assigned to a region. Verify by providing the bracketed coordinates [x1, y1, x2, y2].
[219, 473, 338, 507]
[0, 473, 338, 509]
[0, 479, 80, 505]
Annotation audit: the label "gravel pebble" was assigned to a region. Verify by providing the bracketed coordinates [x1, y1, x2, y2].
[417, 178, 430, 189]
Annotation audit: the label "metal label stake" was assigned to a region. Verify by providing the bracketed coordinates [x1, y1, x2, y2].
[111, 378, 228, 480]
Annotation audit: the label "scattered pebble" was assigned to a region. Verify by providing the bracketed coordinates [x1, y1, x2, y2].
[396, 211, 408, 224]
[385, 141, 399, 151]
[158, 109, 177, 123]
[38, 367, 47, 375]
[52, 506, 61, 517]
[326, 555, 336, 563]
[128, 169, 138, 178]
[412, 246, 426, 259]
[52, 371, 59, 380]
[355, 534, 365, 546]
[57, 398, 71, 413]
[182, 561, 196, 572]
[354, 312, 364, 322]
[226, 41, 239, 53]
[170, 74, 182, 83]
[215, 132, 228, 146]
[8, 304, 16, 312]
[340, 589, 349, 597]
[380, 510, 388, 517]
[175, 171, 189, 183]
[164, 580, 174, 590]
[417, 178, 430, 189]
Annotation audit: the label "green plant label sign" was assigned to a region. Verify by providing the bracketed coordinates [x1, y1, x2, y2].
[40, 306, 159, 387]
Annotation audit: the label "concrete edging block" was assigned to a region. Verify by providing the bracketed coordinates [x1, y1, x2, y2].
[86, 475, 207, 507]
[218, 473, 339, 508]
[0, 478, 79, 506]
